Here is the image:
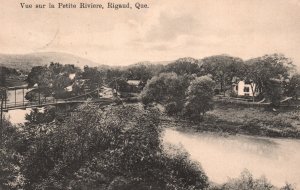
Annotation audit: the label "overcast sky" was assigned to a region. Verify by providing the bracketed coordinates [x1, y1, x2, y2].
[0, 0, 300, 66]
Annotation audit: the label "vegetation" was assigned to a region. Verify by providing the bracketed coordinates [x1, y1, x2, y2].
[210, 170, 295, 190]
[201, 55, 244, 94]
[141, 73, 191, 105]
[183, 76, 215, 120]
[1, 104, 209, 190]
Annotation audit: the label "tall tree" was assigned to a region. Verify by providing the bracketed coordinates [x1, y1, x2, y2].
[141, 72, 192, 110]
[285, 74, 300, 100]
[244, 54, 294, 104]
[201, 55, 244, 94]
[184, 76, 215, 120]
[163, 57, 201, 76]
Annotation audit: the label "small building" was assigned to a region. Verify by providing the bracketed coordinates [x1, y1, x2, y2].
[127, 80, 141, 86]
[232, 80, 259, 97]
[126, 80, 142, 92]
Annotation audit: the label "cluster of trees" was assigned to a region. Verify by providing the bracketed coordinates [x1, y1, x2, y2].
[0, 104, 209, 190]
[26, 63, 108, 100]
[26, 63, 80, 100]
[25, 62, 164, 100]
[141, 54, 299, 112]
[7, 53, 300, 105]
[139, 53, 300, 120]
[162, 54, 296, 102]
[141, 73, 215, 120]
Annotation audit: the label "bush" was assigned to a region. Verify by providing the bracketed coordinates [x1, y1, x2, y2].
[141, 73, 190, 114]
[222, 170, 273, 190]
[184, 76, 215, 121]
[165, 101, 182, 115]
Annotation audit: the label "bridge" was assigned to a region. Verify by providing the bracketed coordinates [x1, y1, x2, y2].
[1, 86, 114, 112]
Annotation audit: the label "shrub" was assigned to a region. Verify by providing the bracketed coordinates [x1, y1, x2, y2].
[222, 170, 273, 190]
[165, 101, 182, 115]
[184, 76, 215, 121]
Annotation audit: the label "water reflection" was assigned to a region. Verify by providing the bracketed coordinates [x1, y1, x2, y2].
[163, 128, 300, 188]
[5, 109, 31, 125]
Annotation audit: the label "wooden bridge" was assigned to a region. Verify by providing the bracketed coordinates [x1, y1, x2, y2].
[1, 86, 114, 112]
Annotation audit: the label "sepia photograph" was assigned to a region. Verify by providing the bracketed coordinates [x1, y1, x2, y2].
[0, 0, 300, 189]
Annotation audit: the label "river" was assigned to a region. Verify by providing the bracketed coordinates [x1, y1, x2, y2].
[163, 128, 300, 188]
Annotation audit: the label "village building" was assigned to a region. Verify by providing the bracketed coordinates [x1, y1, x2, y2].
[232, 79, 259, 97]
[126, 80, 142, 92]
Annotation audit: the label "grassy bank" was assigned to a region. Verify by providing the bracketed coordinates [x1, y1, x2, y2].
[160, 103, 300, 139]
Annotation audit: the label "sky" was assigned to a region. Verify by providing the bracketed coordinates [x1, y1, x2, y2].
[0, 0, 300, 66]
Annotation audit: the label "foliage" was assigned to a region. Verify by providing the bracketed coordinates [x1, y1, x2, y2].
[165, 101, 181, 115]
[124, 63, 163, 84]
[163, 57, 201, 75]
[201, 55, 244, 93]
[264, 79, 283, 107]
[280, 183, 295, 190]
[108, 77, 129, 92]
[24, 107, 61, 125]
[80, 65, 104, 91]
[222, 170, 274, 190]
[184, 76, 215, 120]
[244, 54, 294, 103]
[13, 104, 208, 190]
[141, 73, 192, 114]
[285, 74, 300, 99]
[26, 63, 81, 99]
[0, 119, 23, 190]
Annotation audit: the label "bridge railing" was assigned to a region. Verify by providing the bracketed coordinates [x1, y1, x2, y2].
[3, 88, 112, 111]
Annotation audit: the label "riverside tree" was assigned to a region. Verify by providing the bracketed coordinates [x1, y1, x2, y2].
[141, 72, 192, 114]
[201, 55, 244, 95]
[244, 54, 294, 105]
[184, 75, 215, 121]
[285, 74, 300, 100]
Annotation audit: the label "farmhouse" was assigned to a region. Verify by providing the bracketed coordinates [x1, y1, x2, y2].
[232, 80, 259, 97]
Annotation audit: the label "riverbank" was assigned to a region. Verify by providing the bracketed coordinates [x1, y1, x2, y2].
[160, 103, 300, 139]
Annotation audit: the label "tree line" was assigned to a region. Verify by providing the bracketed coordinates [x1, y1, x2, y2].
[8, 53, 296, 116]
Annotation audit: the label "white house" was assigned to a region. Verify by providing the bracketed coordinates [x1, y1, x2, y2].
[232, 80, 259, 97]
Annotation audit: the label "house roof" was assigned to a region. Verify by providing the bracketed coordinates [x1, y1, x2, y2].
[127, 80, 140, 86]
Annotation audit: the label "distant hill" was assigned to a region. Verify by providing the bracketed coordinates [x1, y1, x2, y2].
[0, 52, 99, 72]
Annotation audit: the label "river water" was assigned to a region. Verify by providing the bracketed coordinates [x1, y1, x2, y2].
[4, 89, 32, 124]
[163, 128, 300, 188]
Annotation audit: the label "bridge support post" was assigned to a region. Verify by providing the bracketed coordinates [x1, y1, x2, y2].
[4, 90, 6, 109]
[15, 89, 17, 106]
[0, 98, 3, 144]
[0, 90, 4, 145]
[38, 89, 41, 105]
[23, 88, 25, 106]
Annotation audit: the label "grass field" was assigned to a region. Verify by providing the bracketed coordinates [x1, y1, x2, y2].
[161, 103, 300, 139]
